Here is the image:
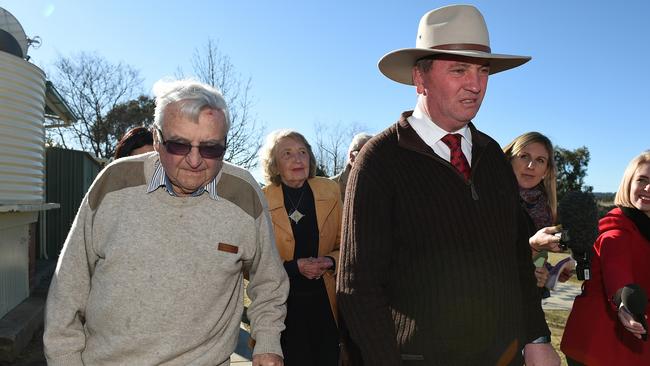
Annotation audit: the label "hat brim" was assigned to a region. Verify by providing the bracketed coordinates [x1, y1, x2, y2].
[378, 48, 531, 85]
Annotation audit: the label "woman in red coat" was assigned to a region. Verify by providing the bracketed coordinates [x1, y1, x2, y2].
[561, 151, 650, 366]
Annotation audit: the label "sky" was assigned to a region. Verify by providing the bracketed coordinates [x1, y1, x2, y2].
[3, 0, 649, 192]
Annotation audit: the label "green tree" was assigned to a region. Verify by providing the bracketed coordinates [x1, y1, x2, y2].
[554, 146, 593, 200]
[105, 95, 155, 143]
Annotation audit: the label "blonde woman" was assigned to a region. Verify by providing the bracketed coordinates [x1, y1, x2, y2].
[259, 129, 341, 366]
[561, 151, 650, 366]
[504, 132, 570, 296]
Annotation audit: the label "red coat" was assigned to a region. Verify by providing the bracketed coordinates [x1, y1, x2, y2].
[561, 208, 650, 365]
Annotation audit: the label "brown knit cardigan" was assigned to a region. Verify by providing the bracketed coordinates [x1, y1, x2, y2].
[337, 112, 550, 366]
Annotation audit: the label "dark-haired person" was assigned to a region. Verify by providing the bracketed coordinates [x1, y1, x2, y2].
[114, 126, 154, 159]
[260, 129, 341, 366]
[561, 151, 650, 366]
[44, 78, 289, 366]
[336, 5, 558, 365]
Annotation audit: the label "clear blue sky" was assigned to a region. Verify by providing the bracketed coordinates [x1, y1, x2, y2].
[4, 0, 649, 192]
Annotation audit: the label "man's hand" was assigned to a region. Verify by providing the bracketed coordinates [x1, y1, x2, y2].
[523, 343, 560, 366]
[529, 226, 563, 252]
[252, 353, 283, 366]
[618, 304, 648, 339]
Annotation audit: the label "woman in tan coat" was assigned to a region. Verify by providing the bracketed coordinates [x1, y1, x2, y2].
[260, 129, 341, 366]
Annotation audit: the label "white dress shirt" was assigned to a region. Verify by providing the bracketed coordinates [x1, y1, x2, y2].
[407, 95, 473, 166]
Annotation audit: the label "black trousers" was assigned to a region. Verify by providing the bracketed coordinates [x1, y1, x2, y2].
[281, 285, 339, 366]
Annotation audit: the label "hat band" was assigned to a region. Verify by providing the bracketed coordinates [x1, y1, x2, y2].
[431, 43, 491, 53]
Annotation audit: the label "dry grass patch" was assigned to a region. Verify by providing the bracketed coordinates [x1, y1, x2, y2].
[545, 308, 570, 366]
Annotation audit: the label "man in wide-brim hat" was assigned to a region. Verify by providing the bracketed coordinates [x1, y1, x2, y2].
[337, 5, 561, 366]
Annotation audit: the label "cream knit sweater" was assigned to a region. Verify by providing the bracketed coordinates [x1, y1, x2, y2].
[44, 153, 289, 366]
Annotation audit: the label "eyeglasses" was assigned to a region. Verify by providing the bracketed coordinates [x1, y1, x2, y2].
[156, 128, 226, 159]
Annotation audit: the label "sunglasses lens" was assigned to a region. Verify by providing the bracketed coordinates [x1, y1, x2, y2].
[162, 136, 225, 159]
[165, 141, 191, 156]
[199, 145, 226, 159]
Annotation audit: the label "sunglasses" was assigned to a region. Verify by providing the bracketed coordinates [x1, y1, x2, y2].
[156, 128, 226, 159]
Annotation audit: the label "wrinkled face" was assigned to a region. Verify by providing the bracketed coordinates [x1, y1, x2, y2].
[412, 55, 489, 132]
[630, 163, 650, 217]
[130, 144, 154, 156]
[154, 105, 227, 196]
[349, 150, 360, 165]
[510, 142, 549, 189]
[275, 137, 310, 188]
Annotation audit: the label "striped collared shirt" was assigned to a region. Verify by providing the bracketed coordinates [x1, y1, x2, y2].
[146, 160, 219, 200]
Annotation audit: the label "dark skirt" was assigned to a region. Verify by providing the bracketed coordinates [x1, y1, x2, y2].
[281, 282, 339, 366]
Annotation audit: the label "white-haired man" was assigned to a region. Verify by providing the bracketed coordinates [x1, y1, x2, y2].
[44, 79, 289, 366]
[330, 132, 373, 201]
[337, 5, 560, 366]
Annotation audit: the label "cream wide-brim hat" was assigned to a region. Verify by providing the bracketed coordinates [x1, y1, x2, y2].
[378, 4, 531, 85]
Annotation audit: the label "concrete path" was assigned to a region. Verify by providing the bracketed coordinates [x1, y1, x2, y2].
[542, 281, 583, 311]
[231, 325, 253, 365]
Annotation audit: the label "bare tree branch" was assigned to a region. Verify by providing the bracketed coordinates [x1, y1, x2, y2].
[46, 52, 143, 158]
[313, 121, 366, 177]
[180, 39, 264, 169]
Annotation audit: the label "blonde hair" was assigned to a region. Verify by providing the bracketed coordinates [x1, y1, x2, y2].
[259, 129, 317, 186]
[614, 151, 650, 208]
[503, 132, 558, 220]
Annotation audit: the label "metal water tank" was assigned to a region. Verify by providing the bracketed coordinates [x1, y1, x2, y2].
[0, 50, 46, 204]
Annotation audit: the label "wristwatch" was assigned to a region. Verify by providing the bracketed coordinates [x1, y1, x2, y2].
[531, 335, 551, 344]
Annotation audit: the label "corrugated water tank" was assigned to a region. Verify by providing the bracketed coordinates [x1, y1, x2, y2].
[0, 50, 46, 204]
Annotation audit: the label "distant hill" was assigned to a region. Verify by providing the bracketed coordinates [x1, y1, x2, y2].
[592, 192, 615, 202]
[593, 192, 616, 218]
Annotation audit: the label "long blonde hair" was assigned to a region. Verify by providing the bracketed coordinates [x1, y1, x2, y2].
[503, 132, 558, 220]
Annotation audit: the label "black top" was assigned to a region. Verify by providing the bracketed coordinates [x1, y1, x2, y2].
[621, 206, 650, 242]
[282, 182, 321, 292]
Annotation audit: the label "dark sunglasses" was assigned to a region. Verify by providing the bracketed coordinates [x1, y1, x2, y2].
[156, 128, 226, 159]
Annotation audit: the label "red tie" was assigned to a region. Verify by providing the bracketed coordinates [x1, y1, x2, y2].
[441, 133, 471, 181]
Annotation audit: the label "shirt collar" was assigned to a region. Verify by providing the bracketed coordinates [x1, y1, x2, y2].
[409, 95, 472, 146]
[146, 160, 219, 200]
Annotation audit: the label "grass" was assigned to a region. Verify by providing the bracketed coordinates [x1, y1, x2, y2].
[545, 308, 570, 366]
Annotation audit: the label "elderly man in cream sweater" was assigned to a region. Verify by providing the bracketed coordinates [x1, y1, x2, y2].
[44, 79, 289, 366]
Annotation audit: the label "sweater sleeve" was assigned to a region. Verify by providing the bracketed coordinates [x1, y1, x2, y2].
[43, 198, 96, 366]
[246, 205, 290, 357]
[516, 206, 552, 343]
[337, 153, 402, 365]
